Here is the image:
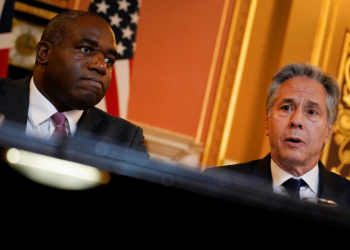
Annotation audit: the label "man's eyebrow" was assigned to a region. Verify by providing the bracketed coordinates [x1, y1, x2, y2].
[81, 38, 98, 47]
[108, 48, 118, 58]
[279, 98, 320, 107]
[306, 99, 320, 107]
[80, 38, 118, 58]
[280, 98, 294, 104]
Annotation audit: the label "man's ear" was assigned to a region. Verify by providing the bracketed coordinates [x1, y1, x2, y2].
[35, 41, 53, 64]
[324, 122, 334, 145]
[265, 112, 269, 136]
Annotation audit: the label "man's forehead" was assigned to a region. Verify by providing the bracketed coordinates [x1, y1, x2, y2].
[68, 20, 117, 45]
[279, 78, 326, 95]
[273, 79, 325, 103]
[279, 97, 320, 106]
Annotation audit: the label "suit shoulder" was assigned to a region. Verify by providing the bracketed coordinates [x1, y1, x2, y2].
[86, 107, 148, 156]
[319, 162, 350, 188]
[91, 107, 139, 128]
[329, 171, 350, 187]
[0, 77, 15, 86]
[0, 76, 31, 89]
[0, 77, 14, 82]
[203, 159, 260, 174]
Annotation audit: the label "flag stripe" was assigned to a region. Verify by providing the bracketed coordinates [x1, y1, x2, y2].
[95, 96, 107, 113]
[0, 0, 15, 33]
[104, 68, 120, 117]
[0, 0, 15, 78]
[0, 33, 12, 49]
[88, 0, 140, 118]
[0, 1, 5, 19]
[114, 59, 131, 119]
[0, 49, 10, 77]
[95, 60, 132, 119]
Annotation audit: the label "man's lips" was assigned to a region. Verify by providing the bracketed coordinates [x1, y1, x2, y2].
[285, 137, 304, 144]
[82, 78, 103, 89]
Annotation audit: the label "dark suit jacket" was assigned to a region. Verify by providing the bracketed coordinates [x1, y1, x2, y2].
[203, 153, 350, 210]
[0, 75, 148, 157]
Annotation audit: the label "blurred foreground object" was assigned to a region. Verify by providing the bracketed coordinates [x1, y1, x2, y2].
[0, 119, 349, 239]
[4, 148, 110, 190]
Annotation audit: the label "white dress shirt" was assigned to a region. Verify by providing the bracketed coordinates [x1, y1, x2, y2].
[271, 158, 318, 199]
[26, 77, 84, 139]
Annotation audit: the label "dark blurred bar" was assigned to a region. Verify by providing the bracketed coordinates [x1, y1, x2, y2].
[1, 118, 349, 238]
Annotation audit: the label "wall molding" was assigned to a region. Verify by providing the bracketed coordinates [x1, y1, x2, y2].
[132, 121, 203, 170]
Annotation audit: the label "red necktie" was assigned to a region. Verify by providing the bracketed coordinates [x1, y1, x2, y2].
[51, 112, 67, 138]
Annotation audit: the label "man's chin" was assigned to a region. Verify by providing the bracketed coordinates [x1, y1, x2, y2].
[76, 94, 102, 109]
[274, 151, 305, 165]
[71, 101, 98, 110]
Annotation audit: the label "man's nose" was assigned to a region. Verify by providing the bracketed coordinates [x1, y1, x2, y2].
[88, 53, 107, 74]
[290, 108, 303, 129]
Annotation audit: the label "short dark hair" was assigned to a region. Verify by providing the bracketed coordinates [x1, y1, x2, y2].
[266, 62, 340, 125]
[40, 10, 110, 47]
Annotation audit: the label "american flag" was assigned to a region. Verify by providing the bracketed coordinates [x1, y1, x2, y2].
[0, 0, 15, 78]
[89, 0, 140, 119]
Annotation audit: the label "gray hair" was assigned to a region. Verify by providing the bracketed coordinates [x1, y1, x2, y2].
[266, 62, 340, 125]
[40, 10, 110, 47]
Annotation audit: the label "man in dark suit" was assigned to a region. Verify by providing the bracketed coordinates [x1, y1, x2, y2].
[203, 62, 350, 210]
[0, 10, 148, 156]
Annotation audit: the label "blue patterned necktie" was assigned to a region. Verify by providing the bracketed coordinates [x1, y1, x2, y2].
[282, 178, 307, 199]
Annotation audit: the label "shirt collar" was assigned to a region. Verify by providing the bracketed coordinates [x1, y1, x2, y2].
[29, 76, 57, 126]
[271, 158, 319, 193]
[29, 77, 84, 134]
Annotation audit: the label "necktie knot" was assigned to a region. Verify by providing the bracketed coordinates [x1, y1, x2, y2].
[282, 178, 307, 199]
[51, 112, 67, 138]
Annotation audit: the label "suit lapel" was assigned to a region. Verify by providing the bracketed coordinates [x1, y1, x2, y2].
[249, 154, 274, 192]
[318, 161, 343, 200]
[75, 108, 102, 136]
